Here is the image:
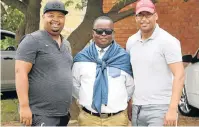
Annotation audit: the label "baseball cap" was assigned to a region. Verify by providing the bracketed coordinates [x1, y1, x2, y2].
[136, 0, 155, 15]
[43, 0, 68, 15]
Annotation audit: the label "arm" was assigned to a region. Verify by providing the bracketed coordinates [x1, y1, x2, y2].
[169, 62, 184, 111]
[125, 73, 135, 101]
[164, 62, 184, 126]
[15, 34, 38, 126]
[125, 73, 135, 121]
[15, 60, 33, 126]
[162, 39, 185, 126]
[72, 62, 81, 100]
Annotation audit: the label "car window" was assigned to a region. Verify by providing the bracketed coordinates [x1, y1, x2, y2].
[0, 35, 17, 51]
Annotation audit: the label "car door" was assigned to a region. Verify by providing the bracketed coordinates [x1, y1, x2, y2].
[0, 30, 16, 92]
[185, 49, 199, 109]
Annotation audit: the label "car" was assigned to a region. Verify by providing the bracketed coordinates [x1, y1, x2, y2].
[1, 29, 16, 92]
[178, 48, 199, 117]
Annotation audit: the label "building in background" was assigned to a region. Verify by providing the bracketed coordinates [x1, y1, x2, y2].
[40, 0, 199, 55]
[104, 0, 199, 55]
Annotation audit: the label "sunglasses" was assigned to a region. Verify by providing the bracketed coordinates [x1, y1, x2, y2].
[93, 29, 113, 35]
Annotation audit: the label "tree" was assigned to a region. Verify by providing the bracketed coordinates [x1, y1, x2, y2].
[1, 0, 41, 42]
[1, 0, 190, 120]
[68, 0, 137, 55]
[1, 0, 189, 55]
[1, 0, 156, 55]
[0, 6, 24, 49]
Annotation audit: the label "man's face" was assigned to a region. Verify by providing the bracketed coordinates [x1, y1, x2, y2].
[135, 11, 158, 33]
[42, 11, 65, 36]
[92, 19, 114, 48]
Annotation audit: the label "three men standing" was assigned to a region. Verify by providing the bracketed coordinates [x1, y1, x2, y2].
[15, 0, 184, 126]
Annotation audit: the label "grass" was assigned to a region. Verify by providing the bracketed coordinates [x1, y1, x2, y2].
[1, 99, 19, 123]
[1, 95, 198, 126]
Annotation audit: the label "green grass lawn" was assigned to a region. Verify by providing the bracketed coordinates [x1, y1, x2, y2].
[1, 98, 20, 124]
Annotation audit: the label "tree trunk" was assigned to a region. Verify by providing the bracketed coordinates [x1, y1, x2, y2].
[16, 21, 26, 43]
[68, 19, 94, 56]
[15, 0, 41, 43]
[68, 0, 103, 56]
[25, 0, 41, 34]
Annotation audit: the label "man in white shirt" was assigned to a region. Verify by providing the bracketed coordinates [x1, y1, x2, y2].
[126, 0, 185, 126]
[72, 16, 134, 126]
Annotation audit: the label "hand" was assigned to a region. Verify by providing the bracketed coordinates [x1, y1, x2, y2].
[19, 105, 32, 126]
[127, 99, 132, 121]
[163, 109, 178, 126]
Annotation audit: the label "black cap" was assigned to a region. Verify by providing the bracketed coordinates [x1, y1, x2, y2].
[43, 0, 68, 15]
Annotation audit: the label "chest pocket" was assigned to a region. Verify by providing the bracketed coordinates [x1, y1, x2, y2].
[108, 67, 121, 78]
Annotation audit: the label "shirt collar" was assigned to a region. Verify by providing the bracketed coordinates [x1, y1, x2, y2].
[95, 43, 111, 53]
[136, 24, 160, 42]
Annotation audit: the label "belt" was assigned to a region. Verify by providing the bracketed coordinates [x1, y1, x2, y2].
[82, 107, 123, 118]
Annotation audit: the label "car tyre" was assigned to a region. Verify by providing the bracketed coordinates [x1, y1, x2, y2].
[178, 87, 199, 117]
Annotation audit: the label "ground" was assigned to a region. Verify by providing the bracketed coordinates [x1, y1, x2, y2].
[1, 112, 199, 126]
[1, 92, 199, 126]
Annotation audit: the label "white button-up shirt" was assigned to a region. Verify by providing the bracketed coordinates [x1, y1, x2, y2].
[72, 44, 134, 113]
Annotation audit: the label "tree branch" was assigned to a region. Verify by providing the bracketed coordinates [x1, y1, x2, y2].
[109, 0, 137, 13]
[86, 0, 103, 16]
[22, 0, 29, 5]
[1, 0, 27, 14]
[107, 8, 135, 23]
[1, 3, 7, 16]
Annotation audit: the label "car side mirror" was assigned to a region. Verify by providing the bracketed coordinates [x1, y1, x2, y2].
[182, 55, 192, 63]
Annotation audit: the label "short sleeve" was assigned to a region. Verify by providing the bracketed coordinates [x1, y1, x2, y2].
[163, 39, 182, 64]
[15, 34, 38, 64]
[126, 38, 132, 53]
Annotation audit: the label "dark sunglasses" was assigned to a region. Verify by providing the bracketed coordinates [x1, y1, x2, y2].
[93, 29, 113, 35]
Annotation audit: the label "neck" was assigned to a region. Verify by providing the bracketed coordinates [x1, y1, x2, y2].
[95, 40, 113, 49]
[46, 31, 62, 47]
[47, 32, 60, 40]
[51, 35, 60, 41]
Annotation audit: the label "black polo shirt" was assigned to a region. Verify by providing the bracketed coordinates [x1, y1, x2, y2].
[16, 30, 73, 116]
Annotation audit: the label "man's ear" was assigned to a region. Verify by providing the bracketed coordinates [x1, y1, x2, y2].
[92, 30, 95, 37]
[155, 13, 158, 20]
[42, 14, 45, 19]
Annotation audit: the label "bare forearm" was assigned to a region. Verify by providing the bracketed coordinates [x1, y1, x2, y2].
[169, 76, 184, 111]
[16, 72, 29, 107]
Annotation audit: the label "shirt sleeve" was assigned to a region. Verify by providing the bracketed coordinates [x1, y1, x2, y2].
[72, 62, 81, 99]
[126, 38, 131, 53]
[162, 39, 182, 64]
[15, 34, 38, 64]
[124, 72, 135, 101]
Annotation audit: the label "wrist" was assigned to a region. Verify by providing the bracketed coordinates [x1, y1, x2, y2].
[19, 103, 29, 108]
[168, 107, 178, 112]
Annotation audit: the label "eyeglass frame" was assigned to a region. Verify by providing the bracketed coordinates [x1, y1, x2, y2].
[135, 12, 156, 20]
[93, 28, 114, 35]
